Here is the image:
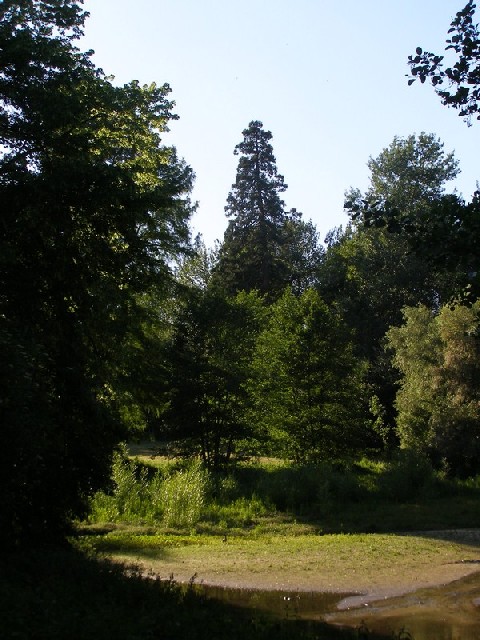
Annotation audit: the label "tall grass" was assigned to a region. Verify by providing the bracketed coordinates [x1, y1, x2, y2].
[87, 448, 479, 534]
[161, 460, 208, 527]
[89, 453, 209, 528]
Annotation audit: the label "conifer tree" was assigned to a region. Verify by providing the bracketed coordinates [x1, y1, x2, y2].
[249, 288, 368, 463]
[212, 121, 320, 298]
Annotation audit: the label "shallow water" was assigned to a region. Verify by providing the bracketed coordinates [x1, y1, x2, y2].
[196, 571, 480, 640]
[328, 571, 480, 640]
[195, 583, 353, 618]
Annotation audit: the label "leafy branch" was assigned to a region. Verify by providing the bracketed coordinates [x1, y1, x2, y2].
[407, 1, 480, 124]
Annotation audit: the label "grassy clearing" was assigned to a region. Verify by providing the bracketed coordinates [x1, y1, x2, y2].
[81, 527, 480, 595]
[5, 448, 480, 639]
[75, 442, 480, 608]
[79, 446, 480, 606]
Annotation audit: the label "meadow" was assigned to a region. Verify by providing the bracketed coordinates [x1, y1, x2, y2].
[4, 445, 480, 639]
[79, 445, 480, 598]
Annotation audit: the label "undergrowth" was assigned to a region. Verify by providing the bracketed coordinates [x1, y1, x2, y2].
[86, 446, 480, 534]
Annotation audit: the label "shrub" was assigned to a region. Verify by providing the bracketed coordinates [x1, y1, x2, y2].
[378, 449, 435, 501]
[253, 463, 364, 513]
[202, 494, 271, 528]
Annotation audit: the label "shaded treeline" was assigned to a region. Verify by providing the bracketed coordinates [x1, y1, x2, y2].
[1, 0, 480, 548]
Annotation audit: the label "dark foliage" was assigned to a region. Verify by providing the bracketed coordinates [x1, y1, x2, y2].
[0, 1, 193, 546]
[160, 290, 264, 468]
[408, 1, 480, 123]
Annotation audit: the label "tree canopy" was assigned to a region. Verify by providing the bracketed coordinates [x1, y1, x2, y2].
[4, 0, 480, 552]
[161, 289, 265, 468]
[345, 132, 479, 300]
[387, 301, 480, 477]
[0, 0, 194, 545]
[345, 132, 460, 229]
[249, 288, 368, 463]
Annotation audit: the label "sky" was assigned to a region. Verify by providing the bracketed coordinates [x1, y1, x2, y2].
[80, 1, 478, 248]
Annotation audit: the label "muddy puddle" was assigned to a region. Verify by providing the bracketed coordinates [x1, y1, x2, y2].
[195, 571, 480, 639]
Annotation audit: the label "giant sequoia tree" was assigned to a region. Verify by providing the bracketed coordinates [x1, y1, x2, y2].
[0, 0, 193, 545]
[212, 121, 322, 298]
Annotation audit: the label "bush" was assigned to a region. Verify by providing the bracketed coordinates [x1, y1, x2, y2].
[252, 463, 364, 513]
[202, 494, 271, 528]
[378, 450, 435, 501]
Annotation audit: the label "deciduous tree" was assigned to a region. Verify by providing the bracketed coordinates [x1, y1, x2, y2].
[161, 290, 265, 468]
[345, 132, 460, 228]
[387, 301, 480, 477]
[0, 0, 193, 544]
[408, 1, 480, 124]
[318, 134, 462, 446]
[345, 132, 478, 299]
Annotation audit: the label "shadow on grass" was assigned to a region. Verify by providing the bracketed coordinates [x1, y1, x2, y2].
[209, 461, 480, 536]
[0, 545, 382, 640]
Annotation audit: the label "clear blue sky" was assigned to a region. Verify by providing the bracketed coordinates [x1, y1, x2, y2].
[81, 1, 478, 247]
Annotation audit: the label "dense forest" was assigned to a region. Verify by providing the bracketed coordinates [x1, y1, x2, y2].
[1, 0, 480, 551]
